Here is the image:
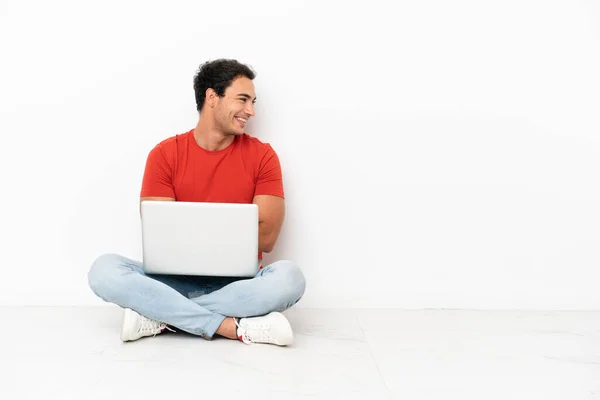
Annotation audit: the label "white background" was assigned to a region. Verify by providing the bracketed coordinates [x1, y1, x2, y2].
[1, 0, 599, 309]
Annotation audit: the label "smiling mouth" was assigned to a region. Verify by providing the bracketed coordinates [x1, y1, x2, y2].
[235, 117, 248, 124]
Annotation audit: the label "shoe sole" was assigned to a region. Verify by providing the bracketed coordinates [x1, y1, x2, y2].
[120, 308, 138, 342]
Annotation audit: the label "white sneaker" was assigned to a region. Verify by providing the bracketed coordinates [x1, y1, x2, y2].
[120, 308, 174, 342]
[235, 312, 293, 346]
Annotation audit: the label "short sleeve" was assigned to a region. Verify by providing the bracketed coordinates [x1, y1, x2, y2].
[254, 145, 284, 198]
[140, 145, 176, 198]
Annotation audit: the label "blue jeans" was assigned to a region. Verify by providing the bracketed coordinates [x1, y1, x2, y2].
[87, 253, 306, 339]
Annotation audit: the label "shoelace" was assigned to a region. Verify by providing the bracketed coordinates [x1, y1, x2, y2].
[139, 316, 175, 337]
[235, 318, 274, 344]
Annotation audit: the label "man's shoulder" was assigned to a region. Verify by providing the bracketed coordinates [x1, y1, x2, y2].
[151, 129, 192, 154]
[238, 133, 275, 154]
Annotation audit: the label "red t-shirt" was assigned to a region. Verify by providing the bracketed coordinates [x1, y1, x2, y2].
[140, 129, 285, 262]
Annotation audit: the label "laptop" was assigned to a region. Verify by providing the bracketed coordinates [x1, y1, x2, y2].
[140, 201, 260, 277]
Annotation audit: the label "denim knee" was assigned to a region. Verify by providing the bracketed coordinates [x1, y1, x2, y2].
[268, 260, 306, 307]
[87, 253, 123, 299]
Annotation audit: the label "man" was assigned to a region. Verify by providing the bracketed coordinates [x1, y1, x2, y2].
[88, 59, 306, 346]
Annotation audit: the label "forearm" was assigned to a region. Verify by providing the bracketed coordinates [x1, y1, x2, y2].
[253, 194, 285, 254]
[258, 222, 276, 253]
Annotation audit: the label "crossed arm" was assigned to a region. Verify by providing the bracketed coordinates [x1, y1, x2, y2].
[140, 195, 284, 253]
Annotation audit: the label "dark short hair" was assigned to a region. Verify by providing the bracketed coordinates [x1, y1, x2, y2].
[193, 59, 256, 112]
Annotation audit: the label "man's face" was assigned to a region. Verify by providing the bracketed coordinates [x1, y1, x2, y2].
[213, 77, 256, 136]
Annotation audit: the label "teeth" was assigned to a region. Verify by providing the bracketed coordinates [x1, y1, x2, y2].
[236, 117, 247, 123]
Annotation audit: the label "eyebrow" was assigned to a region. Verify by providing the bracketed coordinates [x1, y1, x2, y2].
[237, 93, 257, 101]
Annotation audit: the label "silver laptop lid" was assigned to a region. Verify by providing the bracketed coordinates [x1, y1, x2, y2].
[141, 201, 259, 277]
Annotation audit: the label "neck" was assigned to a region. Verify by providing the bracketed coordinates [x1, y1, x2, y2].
[193, 116, 235, 151]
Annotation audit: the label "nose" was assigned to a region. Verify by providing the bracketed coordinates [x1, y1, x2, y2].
[245, 102, 256, 117]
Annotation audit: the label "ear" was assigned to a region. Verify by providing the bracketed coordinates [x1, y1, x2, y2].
[205, 88, 217, 108]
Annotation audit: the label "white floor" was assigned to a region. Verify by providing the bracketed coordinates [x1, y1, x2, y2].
[1, 307, 599, 399]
